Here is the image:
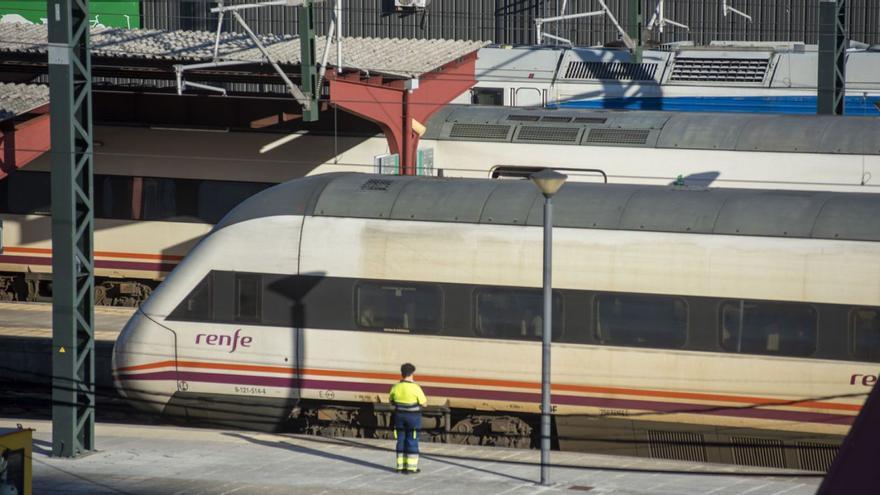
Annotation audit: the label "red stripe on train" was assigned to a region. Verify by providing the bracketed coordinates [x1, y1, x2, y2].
[117, 370, 855, 426]
[0, 254, 177, 273]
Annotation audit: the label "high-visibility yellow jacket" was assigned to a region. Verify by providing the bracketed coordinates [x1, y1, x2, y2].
[389, 380, 427, 412]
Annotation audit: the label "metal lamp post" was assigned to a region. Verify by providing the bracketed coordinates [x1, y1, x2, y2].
[530, 169, 567, 486]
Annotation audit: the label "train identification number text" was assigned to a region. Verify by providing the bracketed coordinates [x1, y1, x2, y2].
[235, 386, 267, 395]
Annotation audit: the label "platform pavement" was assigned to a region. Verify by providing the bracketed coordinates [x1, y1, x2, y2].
[0, 301, 133, 341]
[1, 419, 822, 495]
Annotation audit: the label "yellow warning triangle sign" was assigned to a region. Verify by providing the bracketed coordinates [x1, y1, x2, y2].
[59, 346, 66, 353]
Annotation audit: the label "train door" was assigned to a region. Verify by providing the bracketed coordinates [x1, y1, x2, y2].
[515, 87, 542, 107]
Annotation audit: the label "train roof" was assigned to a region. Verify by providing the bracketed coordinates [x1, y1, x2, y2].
[423, 106, 880, 155]
[476, 45, 880, 89]
[216, 173, 880, 242]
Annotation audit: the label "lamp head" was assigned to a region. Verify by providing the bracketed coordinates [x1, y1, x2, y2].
[530, 169, 568, 198]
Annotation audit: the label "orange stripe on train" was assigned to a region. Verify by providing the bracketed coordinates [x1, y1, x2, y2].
[4, 246, 184, 262]
[114, 359, 862, 413]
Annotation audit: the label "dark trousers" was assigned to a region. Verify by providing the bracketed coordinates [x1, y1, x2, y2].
[394, 411, 421, 455]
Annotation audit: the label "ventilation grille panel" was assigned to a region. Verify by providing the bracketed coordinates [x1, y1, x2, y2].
[450, 123, 511, 140]
[516, 126, 581, 143]
[507, 114, 541, 122]
[541, 116, 573, 123]
[565, 61, 658, 81]
[574, 117, 607, 124]
[730, 436, 786, 468]
[670, 58, 769, 83]
[796, 442, 838, 472]
[647, 430, 707, 462]
[360, 179, 393, 191]
[586, 128, 650, 145]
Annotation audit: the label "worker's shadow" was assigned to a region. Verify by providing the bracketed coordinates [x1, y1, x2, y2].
[223, 432, 398, 474]
[280, 434, 535, 484]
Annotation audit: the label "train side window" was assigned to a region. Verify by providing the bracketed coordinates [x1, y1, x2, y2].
[235, 273, 262, 323]
[169, 272, 213, 321]
[851, 308, 880, 362]
[720, 300, 817, 357]
[474, 288, 563, 341]
[356, 282, 442, 333]
[595, 294, 687, 349]
[94, 174, 133, 220]
[472, 87, 504, 106]
[4, 171, 51, 215]
[141, 177, 200, 222]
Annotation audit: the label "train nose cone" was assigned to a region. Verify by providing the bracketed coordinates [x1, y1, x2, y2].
[112, 309, 178, 414]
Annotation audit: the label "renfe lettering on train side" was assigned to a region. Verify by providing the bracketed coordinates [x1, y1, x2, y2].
[195, 329, 252, 353]
[851, 374, 878, 386]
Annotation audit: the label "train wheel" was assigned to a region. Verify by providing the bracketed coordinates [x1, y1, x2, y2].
[449, 415, 532, 449]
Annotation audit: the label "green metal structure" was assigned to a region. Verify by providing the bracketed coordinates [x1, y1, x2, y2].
[818, 0, 847, 115]
[299, 0, 320, 122]
[627, 0, 643, 63]
[48, 0, 95, 457]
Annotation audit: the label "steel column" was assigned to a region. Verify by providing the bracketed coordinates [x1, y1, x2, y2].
[540, 196, 553, 486]
[48, 0, 95, 457]
[627, 0, 643, 63]
[818, 0, 847, 115]
[298, 1, 320, 122]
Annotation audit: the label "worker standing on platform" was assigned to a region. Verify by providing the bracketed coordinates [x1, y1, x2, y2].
[389, 362, 427, 474]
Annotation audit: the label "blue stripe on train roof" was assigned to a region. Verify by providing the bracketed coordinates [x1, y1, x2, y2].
[556, 96, 880, 115]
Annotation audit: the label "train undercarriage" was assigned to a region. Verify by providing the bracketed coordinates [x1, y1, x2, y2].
[290, 402, 535, 450]
[0, 271, 156, 306]
[157, 391, 841, 472]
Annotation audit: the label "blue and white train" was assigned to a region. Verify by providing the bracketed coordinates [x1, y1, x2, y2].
[454, 42, 880, 115]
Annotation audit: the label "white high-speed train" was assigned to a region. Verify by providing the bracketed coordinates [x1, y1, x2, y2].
[1, 107, 878, 304]
[113, 173, 880, 470]
[419, 106, 880, 189]
[456, 43, 880, 115]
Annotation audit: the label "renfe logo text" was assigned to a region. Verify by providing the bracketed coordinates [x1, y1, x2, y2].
[196, 329, 252, 353]
[850, 374, 877, 386]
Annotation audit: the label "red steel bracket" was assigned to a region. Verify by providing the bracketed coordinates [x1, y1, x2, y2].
[327, 51, 478, 175]
[0, 105, 51, 179]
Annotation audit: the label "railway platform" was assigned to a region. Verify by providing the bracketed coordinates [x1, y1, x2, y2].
[1, 418, 820, 495]
[0, 302, 130, 394]
[0, 301, 132, 341]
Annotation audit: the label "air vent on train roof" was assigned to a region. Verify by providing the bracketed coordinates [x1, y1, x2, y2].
[449, 123, 511, 141]
[360, 179, 394, 191]
[574, 117, 607, 124]
[516, 126, 581, 143]
[541, 116, 573, 123]
[586, 128, 651, 145]
[670, 57, 769, 83]
[507, 114, 541, 122]
[565, 61, 658, 81]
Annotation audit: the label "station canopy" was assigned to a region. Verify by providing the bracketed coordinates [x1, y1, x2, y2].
[0, 82, 50, 178]
[0, 82, 48, 123]
[0, 23, 487, 86]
